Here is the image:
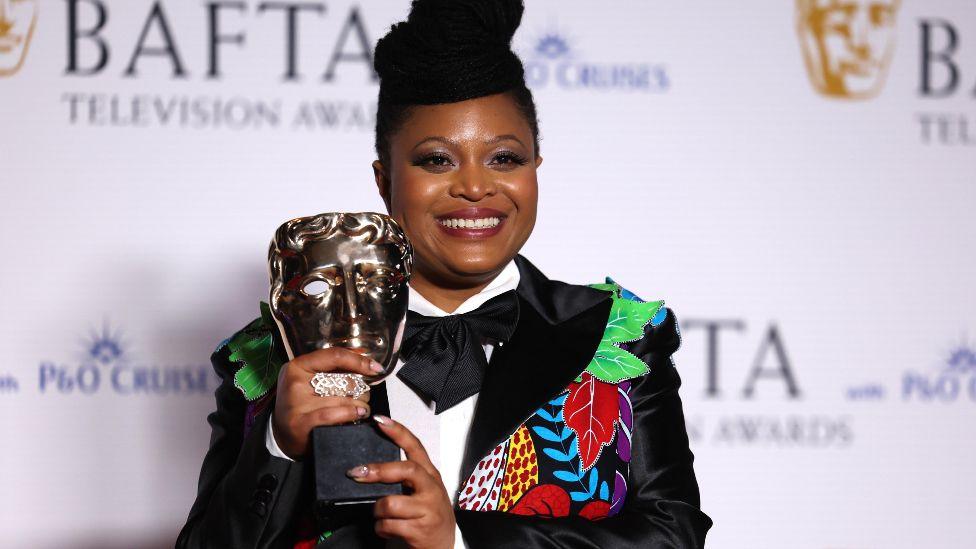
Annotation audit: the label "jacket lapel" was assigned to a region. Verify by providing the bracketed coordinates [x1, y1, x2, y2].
[459, 256, 612, 482]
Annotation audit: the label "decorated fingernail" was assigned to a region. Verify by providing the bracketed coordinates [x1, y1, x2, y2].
[369, 360, 384, 373]
[356, 407, 368, 418]
[346, 464, 369, 479]
[373, 415, 390, 425]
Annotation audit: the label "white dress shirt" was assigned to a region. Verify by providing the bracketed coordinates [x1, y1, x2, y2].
[266, 260, 521, 547]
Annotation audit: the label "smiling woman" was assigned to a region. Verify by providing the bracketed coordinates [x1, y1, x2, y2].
[373, 93, 541, 311]
[177, 1, 710, 548]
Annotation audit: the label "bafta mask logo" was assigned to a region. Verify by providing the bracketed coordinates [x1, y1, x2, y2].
[796, 0, 901, 99]
[0, 0, 37, 77]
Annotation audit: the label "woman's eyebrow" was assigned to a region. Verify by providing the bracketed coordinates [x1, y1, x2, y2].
[412, 134, 525, 151]
[412, 136, 453, 151]
[486, 134, 525, 147]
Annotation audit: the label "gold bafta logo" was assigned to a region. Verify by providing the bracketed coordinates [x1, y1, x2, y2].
[796, 0, 900, 99]
[0, 0, 38, 77]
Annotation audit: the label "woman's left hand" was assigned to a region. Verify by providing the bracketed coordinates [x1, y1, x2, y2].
[346, 415, 456, 549]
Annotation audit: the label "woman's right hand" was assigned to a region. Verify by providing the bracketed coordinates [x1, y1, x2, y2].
[272, 348, 385, 460]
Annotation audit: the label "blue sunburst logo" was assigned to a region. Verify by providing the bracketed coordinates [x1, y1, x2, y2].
[83, 319, 126, 366]
[944, 339, 976, 373]
[533, 33, 571, 60]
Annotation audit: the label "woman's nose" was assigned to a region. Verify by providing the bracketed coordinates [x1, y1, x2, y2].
[449, 164, 497, 202]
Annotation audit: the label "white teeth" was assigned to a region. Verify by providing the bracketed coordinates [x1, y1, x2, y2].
[439, 217, 501, 229]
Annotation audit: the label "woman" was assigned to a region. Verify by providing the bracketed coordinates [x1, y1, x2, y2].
[177, 0, 711, 547]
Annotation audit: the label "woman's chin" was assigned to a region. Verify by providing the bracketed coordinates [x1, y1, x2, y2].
[433, 253, 513, 282]
[416, 227, 527, 284]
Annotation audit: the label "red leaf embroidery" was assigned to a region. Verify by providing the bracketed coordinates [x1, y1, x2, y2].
[509, 484, 571, 518]
[579, 500, 611, 521]
[565, 372, 619, 471]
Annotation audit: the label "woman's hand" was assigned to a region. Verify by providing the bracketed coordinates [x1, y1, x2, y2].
[272, 348, 384, 459]
[347, 415, 456, 549]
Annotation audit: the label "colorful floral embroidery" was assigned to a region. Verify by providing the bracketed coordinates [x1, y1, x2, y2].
[459, 279, 663, 521]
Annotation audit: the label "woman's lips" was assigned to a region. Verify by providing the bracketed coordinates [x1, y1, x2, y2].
[435, 207, 507, 238]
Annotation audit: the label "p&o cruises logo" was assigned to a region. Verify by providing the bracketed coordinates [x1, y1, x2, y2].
[795, 0, 900, 100]
[847, 337, 976, 403]
[38, 320, 217, 395]
[521, 28, 669, 93]
[0, 0, 38, 77]
[902, 339, 976, 402]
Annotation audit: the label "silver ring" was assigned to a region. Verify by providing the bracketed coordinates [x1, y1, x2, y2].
[310, 372, 370, 399]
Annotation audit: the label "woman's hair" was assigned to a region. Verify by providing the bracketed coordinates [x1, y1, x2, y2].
[373, 0, 540, 167]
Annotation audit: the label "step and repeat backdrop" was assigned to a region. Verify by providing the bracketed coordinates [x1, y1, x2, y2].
[2, 0, 974, 547]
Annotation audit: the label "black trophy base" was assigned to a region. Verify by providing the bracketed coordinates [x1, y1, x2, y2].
[312, 421, 402, 523]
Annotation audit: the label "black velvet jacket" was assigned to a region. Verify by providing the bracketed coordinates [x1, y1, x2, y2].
[176, 256, 711, 548]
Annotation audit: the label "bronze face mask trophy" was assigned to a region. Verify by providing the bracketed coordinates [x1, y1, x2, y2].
[268, 212, 411, 519]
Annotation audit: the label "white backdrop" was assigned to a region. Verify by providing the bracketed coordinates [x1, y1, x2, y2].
[2, 1, 974, 547]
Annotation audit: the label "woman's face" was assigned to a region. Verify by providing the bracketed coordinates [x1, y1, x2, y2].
[373, 92, 541, 288]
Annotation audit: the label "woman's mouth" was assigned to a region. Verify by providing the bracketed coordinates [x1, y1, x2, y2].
[435, 208, 506, 238]
[438, 217, 501, 229]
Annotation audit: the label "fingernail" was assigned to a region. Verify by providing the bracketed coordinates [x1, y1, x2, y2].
[356, 407, 368, 418]
[346, 464, 369, 479]
[369, 360, 384, 373]
[373, 414, 390, 426]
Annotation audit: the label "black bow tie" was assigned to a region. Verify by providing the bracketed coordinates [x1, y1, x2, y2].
[397, 290, 520, 414]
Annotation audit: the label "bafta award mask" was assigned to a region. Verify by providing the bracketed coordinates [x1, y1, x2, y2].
[268, 212, 412, 380]
[796, 0, 901, 99]
[0, 0, 39, 77]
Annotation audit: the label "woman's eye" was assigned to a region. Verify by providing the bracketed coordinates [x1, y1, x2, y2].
[491, 152, 529, 168]
[414, 153, 453, 169]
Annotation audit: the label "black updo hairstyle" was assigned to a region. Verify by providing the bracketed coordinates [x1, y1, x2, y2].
[373, 0, 540, 168]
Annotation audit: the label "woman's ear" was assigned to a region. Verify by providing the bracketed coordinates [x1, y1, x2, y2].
[535, 154, 543, 169]
[372, 159, 392, 213]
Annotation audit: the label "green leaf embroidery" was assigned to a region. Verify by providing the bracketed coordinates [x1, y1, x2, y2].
[588, 344, 650, 384]
[227, 303, 286, 401]
[601, 299, 662, 344]
[584, 281, 661, 384]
